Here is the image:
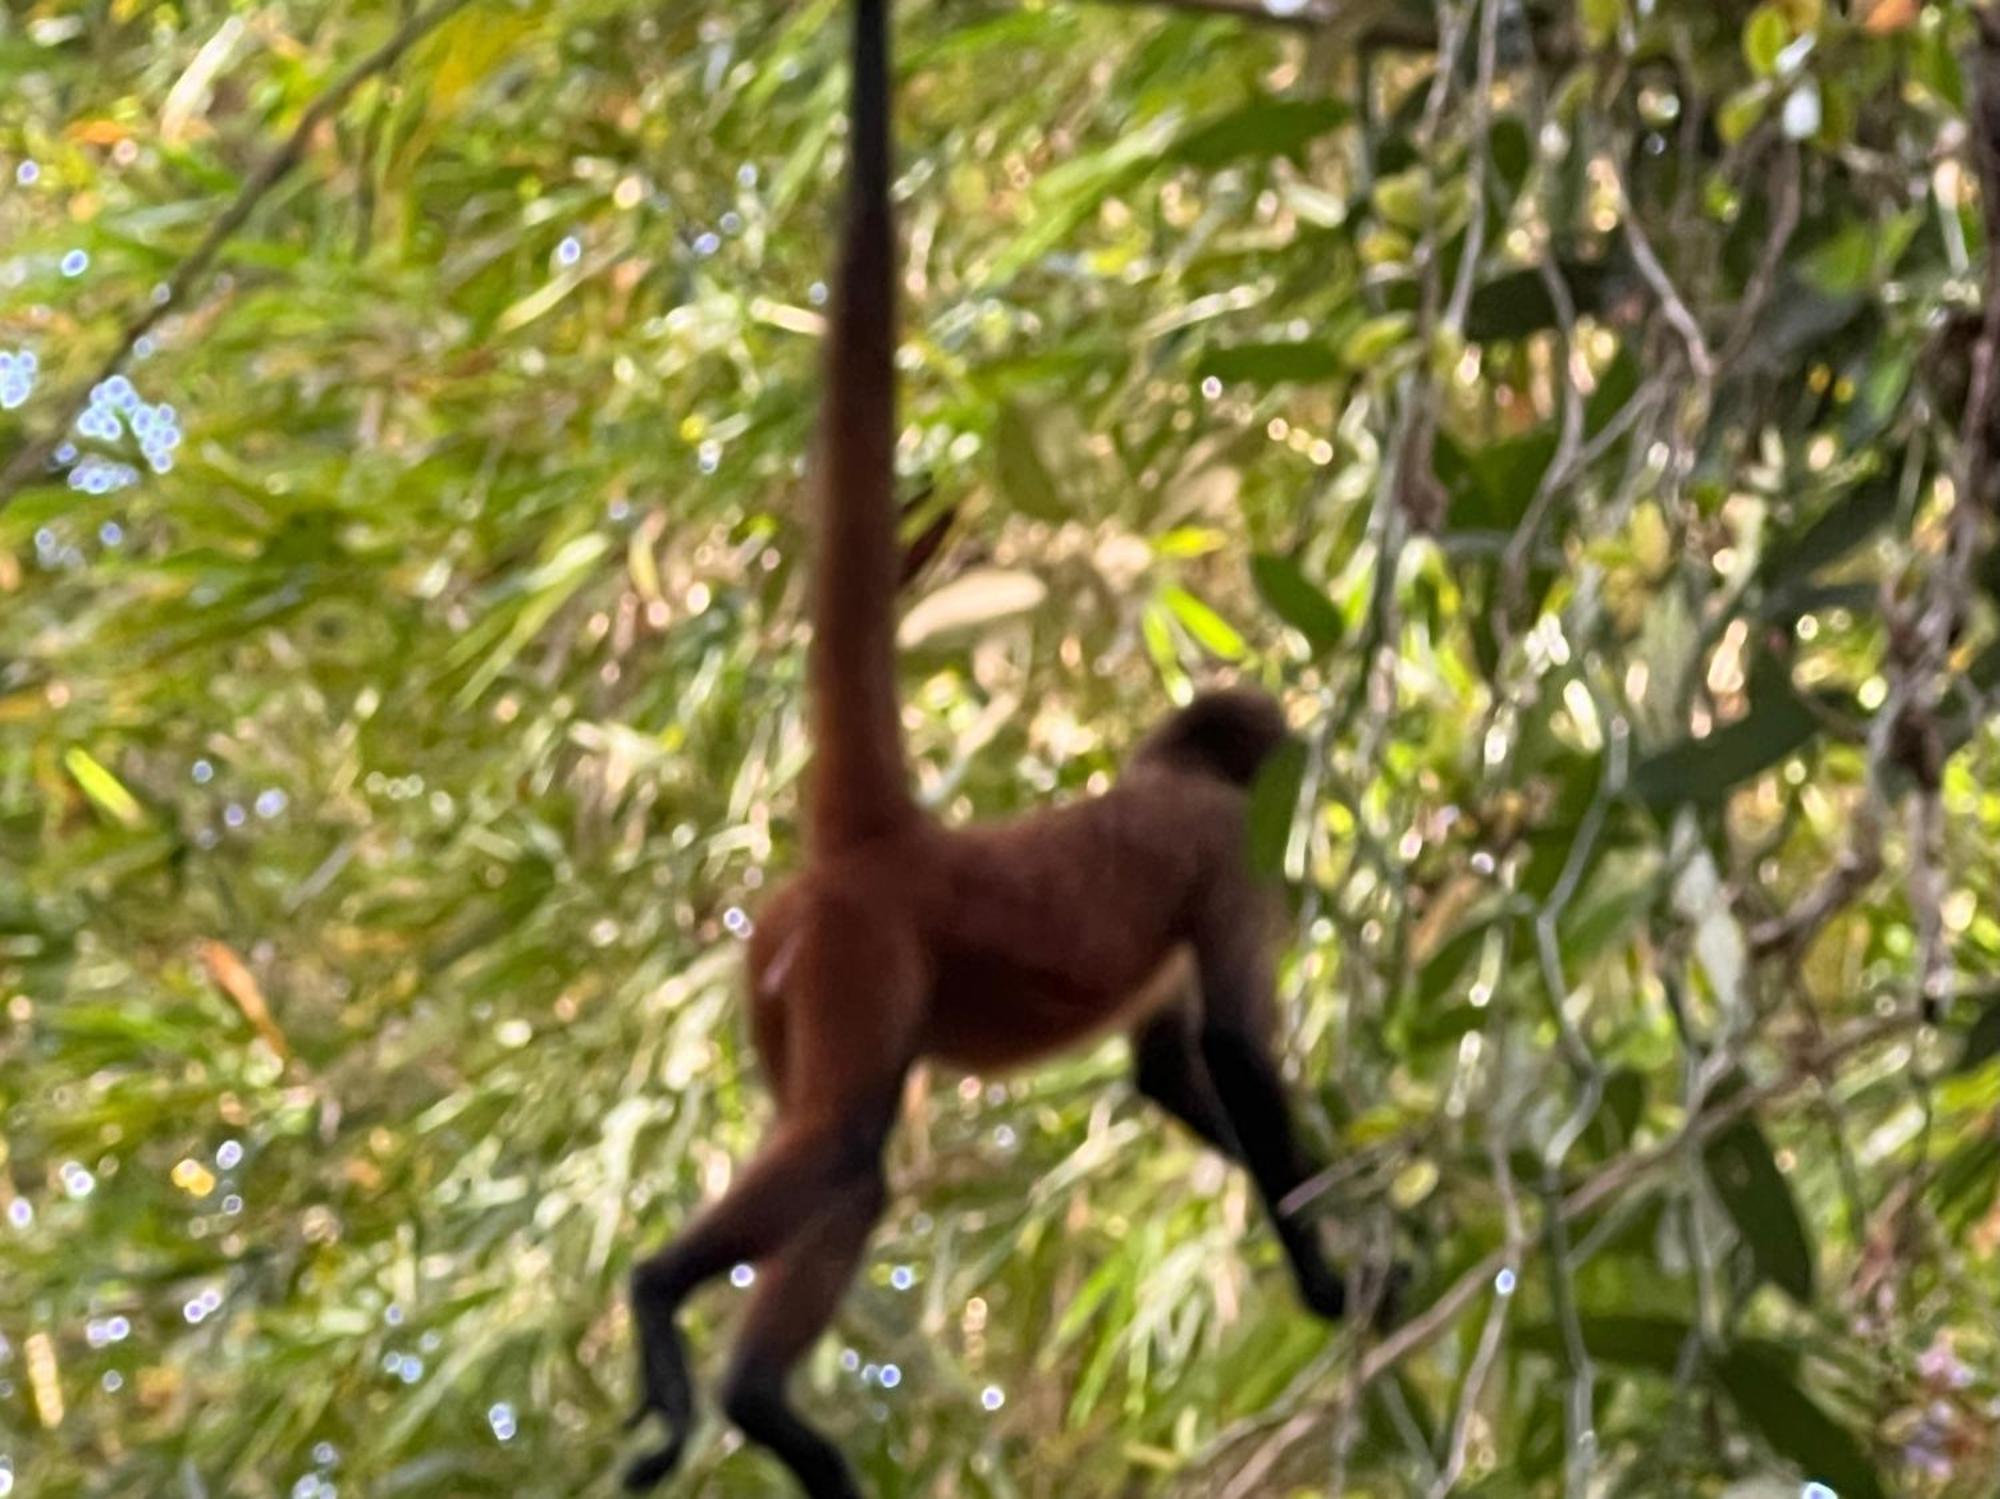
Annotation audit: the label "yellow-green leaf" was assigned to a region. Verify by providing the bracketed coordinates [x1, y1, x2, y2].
[64, 748, 146, 829]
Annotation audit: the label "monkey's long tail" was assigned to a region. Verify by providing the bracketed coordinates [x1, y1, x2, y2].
[805, 0, 915, 855]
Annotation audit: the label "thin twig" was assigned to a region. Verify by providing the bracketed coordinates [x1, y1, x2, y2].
[1610, 159, 1715, 384]
[1440, 0, 1503, 338]
[1428, 1121, 1525, 1497]
[1204, 1011, 1925, 1493]
[1714, 141, 1803, 371]
[1747, 820, 1883, 957]
[0, 0, 479, 510]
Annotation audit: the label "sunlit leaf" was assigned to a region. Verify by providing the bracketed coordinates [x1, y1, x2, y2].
[1161, 585, 1245, 660]
[62, 747, 146, 828]
[898, 567, 1048, 646]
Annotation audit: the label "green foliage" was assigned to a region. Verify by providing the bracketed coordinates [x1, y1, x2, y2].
[3, 0, 2000, 1497]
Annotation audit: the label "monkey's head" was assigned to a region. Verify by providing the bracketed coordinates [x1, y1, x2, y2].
[1132, 686, 1292, 789]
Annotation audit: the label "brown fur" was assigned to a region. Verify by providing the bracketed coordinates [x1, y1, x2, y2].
[621, 6, 1373, 1493]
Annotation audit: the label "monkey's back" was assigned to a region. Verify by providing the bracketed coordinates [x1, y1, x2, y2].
[741, 766, 1254, 1076]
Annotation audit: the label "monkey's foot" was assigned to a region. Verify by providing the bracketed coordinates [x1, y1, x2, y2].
[1289, 1253, 1351, 1324]
[622, 1427, 688, 1495]
[623, 1309, 696, 1492]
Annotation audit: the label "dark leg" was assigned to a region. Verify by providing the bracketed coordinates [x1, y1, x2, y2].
[1188, 909, 1362, 1325]
[1198, 1023, 1352, 1322]
[719, 1172, 887, 1499]
[1131, 1010, 1241, 1159]
[624, 1094, 898, 1492]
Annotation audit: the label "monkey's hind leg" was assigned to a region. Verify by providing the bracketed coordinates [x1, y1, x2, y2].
[1131, 1007, 1242, 1160]
[623, 1095, 899, 1492]
[720, 1170, 887, 1499]
[624, 902, 921, 1492]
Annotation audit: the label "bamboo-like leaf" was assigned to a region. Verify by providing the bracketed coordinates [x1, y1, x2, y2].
[63, 747, 146, 828]
[1704, 1113, 1816, 1305]
[1715, 1343, 1885, 1499]
[1250, 553, 1344, 653]
[992, 401, 1068, 521]
[1247, 738, 1308, 877]
[1161, 585, 1245, 661]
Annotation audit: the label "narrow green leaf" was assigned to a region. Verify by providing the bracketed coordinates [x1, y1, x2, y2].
[1913, 20, 1965, 111]
[1173, 98, 1352, 169]
[1719, 82, 1773, 144]
[1516, 1315, 1693, 1373]
[1799, 224, 1875, 295]
[1580, 0, 1624, 46]
[1715, 1343, 1885, 1499]
[1416, 917, 1497, 1008]
[1490, 116, 1532, 194]
[993, 401, 1067, 521]
[990, 115, 1178, 277]
[1933, 1132, 2000, 1231]
[1247, 738, 1308, 877]
[1197, 342, 1343, 386]
[1758, 475, 1897, 607]
[1341, 313, 1414, 369]
[1444, 430, 1557, 533]
[1704, 1115, 1816, 1305]
[1250, 554, 1344, 654]
[63, 748, 147, 829]
[1141, 602, 1190, 698]
[1631, 673, 1819, 811]
[1744, 6, 1789, 77]
[1161, 586, 1245, 661]
[1955, 997, 2000, 1074]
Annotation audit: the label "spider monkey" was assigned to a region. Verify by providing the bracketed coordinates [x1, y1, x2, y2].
[622, 2, 1381, 1492]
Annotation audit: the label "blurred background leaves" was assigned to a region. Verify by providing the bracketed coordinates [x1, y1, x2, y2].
[2, 0, 1998, 1495]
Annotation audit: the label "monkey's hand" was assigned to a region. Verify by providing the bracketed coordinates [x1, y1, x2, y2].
[622, 1432, 687, 1495]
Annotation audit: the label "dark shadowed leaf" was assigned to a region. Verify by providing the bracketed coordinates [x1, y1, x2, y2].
[1757, 474, 1898, 617]
[1250, 553, 1344, 653]
[1715, 1343, 1885, 1499]
[1704, 1115, 1816, 1305]
[1516, 1315, 1693, 1373]
[1490, 115, 1532, 194]
[1442, 430, 1557, 533]
[1956, 996, 2000, 1074]
[1173, 98, 1353, 168]
[1631, 660, 1820, 811]
[1933, 1131, 2000, 1232]
[1197, 342, 1344, 386]
[1247, 738, 1308, 878]
[993, 401, 1068, 521]
[1463, 258, 1627, 343]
